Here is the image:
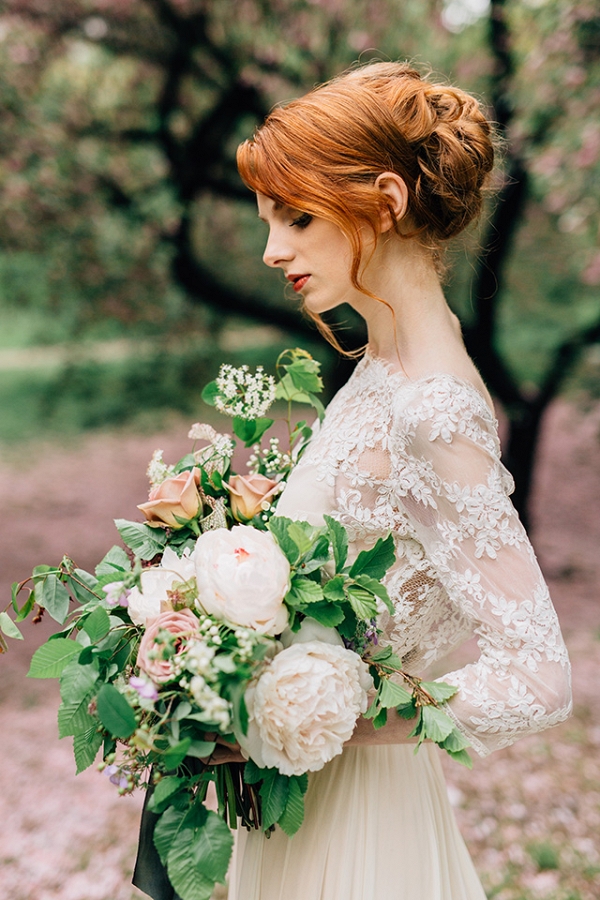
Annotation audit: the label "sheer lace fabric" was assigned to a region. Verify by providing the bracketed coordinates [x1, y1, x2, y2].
[279, 351, 572, 756]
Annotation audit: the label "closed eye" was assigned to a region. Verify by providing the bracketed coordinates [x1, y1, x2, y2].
[290, 212, 313, 229]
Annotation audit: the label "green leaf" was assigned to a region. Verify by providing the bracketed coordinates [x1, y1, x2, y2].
[147, 776, 185, 814]
[185, 740, 217, 760]
[396, 701, 418, 720]
[421, 681, 459, 703]
[81, 606, 111, 643]
[96, 683, 137, 739]
[114, 519, 167, 560]
[372, 707, 388, 729]
[95, 546, 131, 577]
[378, 679, 412, 708]
[28, 638, 81, 678]
[232, 417, 273, 447]
[345, 585, 378, 620]
[304, 601, 345, 628]
[38, 575, 71, 624]
[268, 517, 300, 565]
[73, 725, 103, 774]
[287, 522, 315, 556]
[275, 373, 311, 403]
[201, 380, 219, 406]
[286, 578, 324, 607]
[15, 591, 36, 623]
[163, 738, 192, 770]
[286, 359, 324, 394]
[58, 661, 99, 737]
[154, 806, 186, 866]
[421, 705, 454, 744]
[349, 534, 396, 580]
[277, 777, 306, 836]
[259, 769, 290, 831]
[442, 727, 471, 753]
[355, 575, 395, 615]
[69, 569, 100, 604]
[0, 611, 23, 640]
[306, 392, 326, 421]
[445, 748, 473, 768]
[323, 515, 348, 572]
[167, 806, 233, 898]
[322, 575, 345, 603]
[243, 759, 264, 785]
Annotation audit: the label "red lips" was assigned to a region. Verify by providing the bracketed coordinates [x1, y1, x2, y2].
[287, 274, 310, 292]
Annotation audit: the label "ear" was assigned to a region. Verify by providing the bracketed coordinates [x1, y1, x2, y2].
[374, 172, 409, 232]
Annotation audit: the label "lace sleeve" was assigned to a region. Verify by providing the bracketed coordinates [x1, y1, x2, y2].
[390, 377, 572, 757]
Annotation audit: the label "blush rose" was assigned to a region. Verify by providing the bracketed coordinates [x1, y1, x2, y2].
[136, 608, 200, 683]
[138, 469, 201, 529]
[225, 474, 281, 521]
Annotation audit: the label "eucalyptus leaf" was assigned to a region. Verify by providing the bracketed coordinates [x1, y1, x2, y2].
[184, 740, 217, 760]
[28, 638, 81, 678]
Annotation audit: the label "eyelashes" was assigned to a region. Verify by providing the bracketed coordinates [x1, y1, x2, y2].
[290, 212, 313, 229]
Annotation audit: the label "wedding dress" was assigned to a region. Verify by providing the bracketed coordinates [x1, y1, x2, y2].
[227, 351, 572, 900]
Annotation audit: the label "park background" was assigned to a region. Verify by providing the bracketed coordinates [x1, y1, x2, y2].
[0, 0, 599, 898]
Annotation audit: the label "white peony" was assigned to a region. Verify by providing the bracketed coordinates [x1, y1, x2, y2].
[280, 618, 344, 648]
[241, 641, 373, 776]
[128, 547, 196, 627]
[193, 525, 290, 636]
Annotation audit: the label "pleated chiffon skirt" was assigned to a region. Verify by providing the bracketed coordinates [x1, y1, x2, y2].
[228, 744, 486, 900]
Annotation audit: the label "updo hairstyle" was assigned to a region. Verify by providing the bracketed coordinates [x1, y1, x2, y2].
[236, 62, 495, 343]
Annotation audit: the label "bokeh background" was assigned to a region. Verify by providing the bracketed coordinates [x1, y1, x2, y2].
[0, 1, 599, 898]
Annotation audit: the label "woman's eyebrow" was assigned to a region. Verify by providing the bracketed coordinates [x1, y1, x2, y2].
[257, 201, 284, 222]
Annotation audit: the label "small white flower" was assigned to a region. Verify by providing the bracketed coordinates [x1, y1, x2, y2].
[146, 449, 175, 487]
[215, 364, 276, 420]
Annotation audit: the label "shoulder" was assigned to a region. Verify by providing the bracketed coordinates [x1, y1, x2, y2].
[391, 372, 501, 459]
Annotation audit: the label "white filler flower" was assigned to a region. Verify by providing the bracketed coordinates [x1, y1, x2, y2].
[193, 525, 289, 635]
[243, 641, 373, 777]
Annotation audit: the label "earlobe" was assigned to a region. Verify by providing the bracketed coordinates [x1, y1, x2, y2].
[374, 172, 409, 233]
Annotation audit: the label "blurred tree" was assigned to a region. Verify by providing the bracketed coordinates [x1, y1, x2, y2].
[0, 0, 599, 526]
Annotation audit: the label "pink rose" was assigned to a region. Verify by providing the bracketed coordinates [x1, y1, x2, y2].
[136, 608, 200, 683]
[138, 469, 201, 529]
[226, 474, 281, 521]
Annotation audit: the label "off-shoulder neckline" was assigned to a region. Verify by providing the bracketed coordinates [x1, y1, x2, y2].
[359, 348, 497, 424]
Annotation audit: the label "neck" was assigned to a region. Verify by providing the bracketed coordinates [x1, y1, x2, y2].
[350, 235, 461, 377]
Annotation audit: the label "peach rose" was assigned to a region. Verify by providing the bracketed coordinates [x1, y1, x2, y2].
[226, 474, 281, 521]
[138, 469, 201, 529]
[136, 608, 200, 683]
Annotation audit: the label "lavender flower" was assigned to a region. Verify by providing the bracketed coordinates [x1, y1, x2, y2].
[129, 675, 159, 702]
[103, 582, 131, 608]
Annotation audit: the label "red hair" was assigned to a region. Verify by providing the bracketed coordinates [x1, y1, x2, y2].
[237, 62, 495, 353]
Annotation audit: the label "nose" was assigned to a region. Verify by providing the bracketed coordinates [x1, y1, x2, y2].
[262, 226, 294, 269]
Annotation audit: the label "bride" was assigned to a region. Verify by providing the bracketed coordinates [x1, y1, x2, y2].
[135, 61, 572, 900]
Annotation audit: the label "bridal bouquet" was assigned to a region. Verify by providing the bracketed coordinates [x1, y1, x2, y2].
[2, 349, 470, 900]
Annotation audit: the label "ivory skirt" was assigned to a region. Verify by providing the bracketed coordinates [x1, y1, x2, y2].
[227, 743, 486, 900]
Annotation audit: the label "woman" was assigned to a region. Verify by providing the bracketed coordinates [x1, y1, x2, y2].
[135, 61, 572, 900]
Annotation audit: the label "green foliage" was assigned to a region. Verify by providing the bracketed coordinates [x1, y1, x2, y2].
[28, 638, 81, 678]
[114, 518, 167, 560]
[96, 683, 137, 739]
